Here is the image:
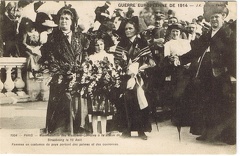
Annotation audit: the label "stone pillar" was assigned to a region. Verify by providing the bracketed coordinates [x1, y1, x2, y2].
[14, 65, 30, 102]
[0, 57, 29, 104]
[4, 66, 16, 97]
[14, 65, 26, 96]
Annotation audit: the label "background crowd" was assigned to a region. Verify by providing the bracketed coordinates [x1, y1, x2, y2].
[0, 0, 236, 144]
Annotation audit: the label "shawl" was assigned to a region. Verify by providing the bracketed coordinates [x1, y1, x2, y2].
[40, 29, 89, 74]
[115, 36, 155, 110]
[114, 36, 152, 68]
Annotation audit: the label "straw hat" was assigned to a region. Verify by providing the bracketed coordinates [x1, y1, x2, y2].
[42, 20, 58, 27]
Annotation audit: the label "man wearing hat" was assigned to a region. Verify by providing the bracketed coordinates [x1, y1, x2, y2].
[94, 1, 111, 24]
[174, 2, 235, 144]
[126, 7, 134, 19]
[113, 8, 124, 19]
[167, 9, 175, 19]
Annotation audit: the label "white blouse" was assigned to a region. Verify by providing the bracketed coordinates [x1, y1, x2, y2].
[164, 39, 191, 57]
[89, 50, 114, 65]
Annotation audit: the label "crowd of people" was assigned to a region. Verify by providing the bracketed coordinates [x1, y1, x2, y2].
[0, 1, 236, 144]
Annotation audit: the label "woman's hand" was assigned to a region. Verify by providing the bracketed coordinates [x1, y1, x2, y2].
[32, 46, 42, 56]
[138, 58, 156, 71]
[169, 55, 180, 66]
[153, 38, 165, 47]
[138, 64, 149, 72]
[122, 51, 127, 61]
[26, 45, 33, 52]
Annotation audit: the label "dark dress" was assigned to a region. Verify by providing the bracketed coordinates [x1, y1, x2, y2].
[115, 36, 155, 133]
[179, 25, 236, 143]
[40, 29, 89, 134]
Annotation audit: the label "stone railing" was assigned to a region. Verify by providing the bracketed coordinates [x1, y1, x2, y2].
[0, 57, 29, 104]
[0, 57, 50, 104]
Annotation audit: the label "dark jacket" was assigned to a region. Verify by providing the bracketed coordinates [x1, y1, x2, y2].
[40, 29, 89, 65]
[179, 25, 234, 78]
[94, 6, 110, 24]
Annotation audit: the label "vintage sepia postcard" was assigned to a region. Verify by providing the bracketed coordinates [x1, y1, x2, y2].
[0, 0, 237, 154]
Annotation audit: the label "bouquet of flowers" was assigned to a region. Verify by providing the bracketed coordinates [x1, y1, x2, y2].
[40, 58, 83, 94]
[81, 57, 119, 98]
[40, 54, 121, 115]
[79, 57, 120, 114]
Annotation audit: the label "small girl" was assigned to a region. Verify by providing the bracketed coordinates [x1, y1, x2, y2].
[88, 38, 115, 135]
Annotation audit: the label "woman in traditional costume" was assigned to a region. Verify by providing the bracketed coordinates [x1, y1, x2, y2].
[115, 17, 155, 140]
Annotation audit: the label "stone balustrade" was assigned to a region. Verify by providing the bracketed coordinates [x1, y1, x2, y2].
[0, 57, 29, 104]
[0, 57, 50, 104]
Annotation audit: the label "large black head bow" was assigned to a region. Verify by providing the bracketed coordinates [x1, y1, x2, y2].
[126, 16, 139, 27]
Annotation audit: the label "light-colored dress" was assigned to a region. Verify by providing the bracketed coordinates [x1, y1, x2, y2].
[89, 50, 114, 65]
[88, 51, 116, 116]
[164, 38, 191, 57]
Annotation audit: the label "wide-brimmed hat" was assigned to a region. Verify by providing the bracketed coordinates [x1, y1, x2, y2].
[42, 20, 58, 27]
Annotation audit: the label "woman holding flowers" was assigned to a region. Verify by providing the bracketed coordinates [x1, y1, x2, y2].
[40, 7, 89, 134]
[115, 17, 155, 140]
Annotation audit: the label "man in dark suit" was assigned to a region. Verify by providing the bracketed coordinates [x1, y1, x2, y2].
[173, 2, 236, 144]
[94, 1, 111, 24]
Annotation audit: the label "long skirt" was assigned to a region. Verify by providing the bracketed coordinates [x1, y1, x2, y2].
[45, 77, 71, 134]
[122, 86, 152, 133]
